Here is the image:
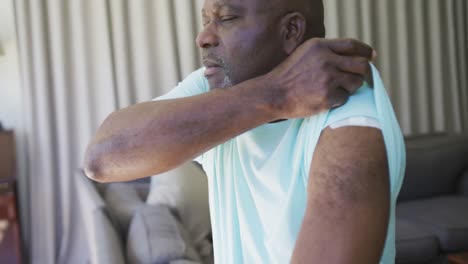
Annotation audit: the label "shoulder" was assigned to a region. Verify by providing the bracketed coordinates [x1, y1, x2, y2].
[299, 83, 379, 140]
[324, 83, 378, 129]
[298, 83, 380, 180]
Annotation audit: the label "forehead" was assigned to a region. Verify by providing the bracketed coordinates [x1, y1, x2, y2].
[202, 0, 271, 13]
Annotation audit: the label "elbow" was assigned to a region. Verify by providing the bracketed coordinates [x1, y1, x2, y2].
[83, 144, 112, 183]
[83, 111, 134, 183]
[83, 162, 107, 183]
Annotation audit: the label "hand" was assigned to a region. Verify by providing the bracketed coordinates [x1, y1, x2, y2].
[266, 38, 376, 119]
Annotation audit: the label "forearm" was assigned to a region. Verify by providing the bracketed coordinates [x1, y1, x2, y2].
[84, 75, 278, 182]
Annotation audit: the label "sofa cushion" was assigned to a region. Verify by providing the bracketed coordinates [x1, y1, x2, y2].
[399, 136, 468, 202]
[395, 218, 439, 264]
[77, 174, 126, 264]
[126, 205, 201, 264]
[147, 162, 211, 256]
[397, 196, 468, 252]
[458, 169, 468, 197]
[169, 261, 201, 264]
[104, 183, 145, 238]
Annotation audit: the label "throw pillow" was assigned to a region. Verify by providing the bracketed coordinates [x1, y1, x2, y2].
[126, 204, 201, 264]
[146, 162, 211, 254]
[104, 183, 145, 238]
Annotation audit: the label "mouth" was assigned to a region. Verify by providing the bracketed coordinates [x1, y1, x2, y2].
[203, 59, 223, 77]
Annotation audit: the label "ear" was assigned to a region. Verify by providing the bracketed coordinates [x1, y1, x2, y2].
[280, 12, 307, 55]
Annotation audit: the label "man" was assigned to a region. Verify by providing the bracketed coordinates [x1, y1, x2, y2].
[84, 0, 405, 263]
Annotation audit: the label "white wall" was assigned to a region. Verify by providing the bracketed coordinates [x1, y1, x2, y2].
[0, 0, 29, 253]
[0, 0, 22, 130]
[0, 41, 22, 130]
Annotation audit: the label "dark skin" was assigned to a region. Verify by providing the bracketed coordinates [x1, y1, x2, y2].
[200, 1, 288, 89]
[291, 127, 389, 264]
[84, 0, 389, 262]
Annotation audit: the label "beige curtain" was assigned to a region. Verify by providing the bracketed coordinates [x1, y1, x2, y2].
[324, 0, 468, 136]
[12, 0, 468, 263]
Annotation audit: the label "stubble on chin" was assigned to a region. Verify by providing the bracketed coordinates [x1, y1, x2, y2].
[221, 74, 233, 88]
[210, 68, 233, 89]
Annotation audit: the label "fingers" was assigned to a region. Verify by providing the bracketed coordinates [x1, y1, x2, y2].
[323, 38, 375, 87]
[332, 52, 374, 88]
[335, 56, 374, 87]
[325, 38, 375, 60]
[336, 56, 371, 76]
[329, 87, 350, 109]
[324, 70, 362, 109]
[326, 73, 364, 110]
[335, 72, 365, 94]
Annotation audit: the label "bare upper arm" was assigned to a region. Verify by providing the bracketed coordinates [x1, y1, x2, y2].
[291, 126, 390, 264]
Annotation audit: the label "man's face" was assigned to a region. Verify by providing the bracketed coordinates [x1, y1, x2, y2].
[197, 0, 287, 89]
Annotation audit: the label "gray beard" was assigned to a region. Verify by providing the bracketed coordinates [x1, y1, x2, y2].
[221, 74, 233, 88]
[219, 66, 233, 88]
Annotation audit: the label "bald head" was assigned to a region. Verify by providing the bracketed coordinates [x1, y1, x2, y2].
[274, 0, 325, 39]
[302, 0, 325, 38]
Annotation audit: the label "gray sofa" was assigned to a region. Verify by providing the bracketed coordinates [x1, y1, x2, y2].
[78, 135, 468, 264]
[395, 135, 468, 264]
[77, 172, 208, 264]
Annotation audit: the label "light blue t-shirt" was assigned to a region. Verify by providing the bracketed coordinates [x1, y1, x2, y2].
[155, 65, 406, 264]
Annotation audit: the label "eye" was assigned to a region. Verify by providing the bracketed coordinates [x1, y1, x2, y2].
[220, 16, 238, 24]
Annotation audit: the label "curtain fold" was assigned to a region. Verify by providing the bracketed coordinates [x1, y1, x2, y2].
[324, 0, 468, 136]
[12, 0, 468, 263]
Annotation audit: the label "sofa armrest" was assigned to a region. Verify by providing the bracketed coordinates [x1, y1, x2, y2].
[458, 169, 468, 197]
[77, 170, 106, 210]
[76, 171, 125, 264]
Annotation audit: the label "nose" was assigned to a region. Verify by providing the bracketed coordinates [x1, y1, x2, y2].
[196, 25, 220, 49]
